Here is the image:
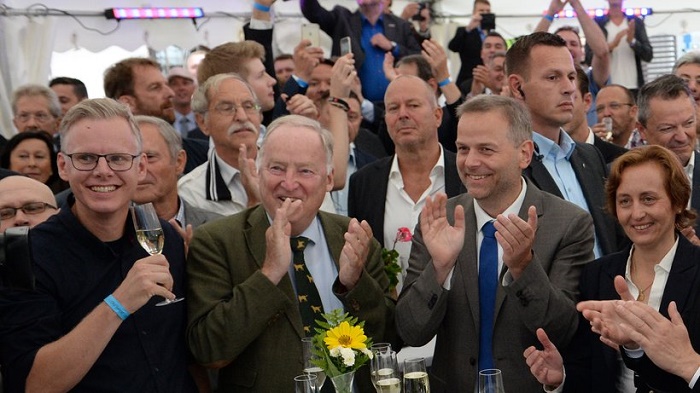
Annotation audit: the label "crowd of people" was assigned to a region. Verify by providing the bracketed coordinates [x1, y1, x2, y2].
[1, 0, 700, 391]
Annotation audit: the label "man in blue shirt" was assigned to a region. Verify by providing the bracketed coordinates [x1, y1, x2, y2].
[300, 0, 421, 102]
[508, 32, 625, 258]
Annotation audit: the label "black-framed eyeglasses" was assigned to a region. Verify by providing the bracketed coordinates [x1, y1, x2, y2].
[63, 152, 140, 172]
[595, 102, 633, 113]
[0, 202, 57, 220]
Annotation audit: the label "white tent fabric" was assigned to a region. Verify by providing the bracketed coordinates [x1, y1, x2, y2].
[1, 0, 699, 137]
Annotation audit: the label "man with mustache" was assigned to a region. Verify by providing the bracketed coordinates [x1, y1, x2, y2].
[508, 32, 623, 258]
[104, 58, 208, 174]
[177, 74, 263, 216]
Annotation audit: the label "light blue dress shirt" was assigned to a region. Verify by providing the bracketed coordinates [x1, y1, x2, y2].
[533, 131, 602, 258]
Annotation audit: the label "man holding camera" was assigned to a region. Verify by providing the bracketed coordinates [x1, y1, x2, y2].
[300, 0, 421, 103]
[448, 0, 495, 88]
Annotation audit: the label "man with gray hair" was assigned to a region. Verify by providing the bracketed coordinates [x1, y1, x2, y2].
[396, 94, 594, 392]
[177, 73, 263, 216]
[0, 98, 196, 392]
[674, 51, 700, 108]
[11, 84, 61, 136]
[132, 116, 221, 242]
[636, 74, 700, 234]
[186, 114, 395, 392]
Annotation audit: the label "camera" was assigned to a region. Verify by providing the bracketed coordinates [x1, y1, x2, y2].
[412, 2, 429, 22]
[0, 227, 34, 291]
[481, 13, 496, 31]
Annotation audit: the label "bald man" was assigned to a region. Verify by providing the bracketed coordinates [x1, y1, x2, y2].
[0, 176, 58, 232]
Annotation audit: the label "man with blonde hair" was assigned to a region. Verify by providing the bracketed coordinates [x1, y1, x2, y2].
[0, 98, 196, 392]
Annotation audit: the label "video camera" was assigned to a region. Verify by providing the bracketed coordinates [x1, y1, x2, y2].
[412, 2, 431, 22]
[0, 227, 34, 291]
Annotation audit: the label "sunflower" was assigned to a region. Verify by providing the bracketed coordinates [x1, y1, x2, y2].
[324, 321, 367, 350]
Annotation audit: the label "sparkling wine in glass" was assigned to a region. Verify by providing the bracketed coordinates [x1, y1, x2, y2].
[131, 202, 184, 306]
[371, 349, 400, 393]
[302, 337, 326, 392]
[403, 357, 430, 393]
[295, 373, 318, 393]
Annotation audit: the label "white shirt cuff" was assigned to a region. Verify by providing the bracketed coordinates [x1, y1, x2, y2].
[543, 367, 566, 393]
[361, 99, 375, 122]
[689, 366, 700, 389]
[442, 267, 455, 290]
[249, 18, 273, 30]
[623, 345, 645, 359]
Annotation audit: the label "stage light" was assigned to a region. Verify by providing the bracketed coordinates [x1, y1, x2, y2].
[547, 7, 653, 19]
[104, 7, 204, 20]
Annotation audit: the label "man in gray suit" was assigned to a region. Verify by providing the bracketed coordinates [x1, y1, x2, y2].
[395, 95, 595, 393]
[132, 116, 221, 237]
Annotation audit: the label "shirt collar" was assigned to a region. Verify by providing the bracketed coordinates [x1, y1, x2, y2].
[360, 12, 384, 26]
[473, 177, 528, 230]
[685, 151, 695, 180]
[389, 144, 446, 181]
[625, 236, 679, 277]
[585, 128, 596, 145]
[174, 197, 186, 227]
[532, 129, 576, 160]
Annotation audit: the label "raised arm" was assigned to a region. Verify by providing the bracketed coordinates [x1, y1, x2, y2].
[570, 0, 610, 88]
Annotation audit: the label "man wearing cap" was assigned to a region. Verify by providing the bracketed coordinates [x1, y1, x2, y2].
[168, 67, 206, 141]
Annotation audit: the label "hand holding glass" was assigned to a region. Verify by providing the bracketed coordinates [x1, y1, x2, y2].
[131, 202, 183, 306]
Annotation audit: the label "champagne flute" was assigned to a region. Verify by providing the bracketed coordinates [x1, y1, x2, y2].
[478, 369, 505, 393]
[403, 357, 430, 393]
[131, 202, 184, 306]
[371, 349, 400, 393]
[302, 337, 326, 391]
[370, 343, 392, 389]
[295, 374, 318, 393]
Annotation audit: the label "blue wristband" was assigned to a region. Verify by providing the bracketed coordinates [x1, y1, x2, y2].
[253, 2, 271, 12]
[104, 294, 130, 320]
[544, 14, 554, 22]
[294, 75, 309, 88]
[438, 78, 451, 87]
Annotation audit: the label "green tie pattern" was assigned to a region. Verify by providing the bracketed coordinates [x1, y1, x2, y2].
[291, 236, 324, 336]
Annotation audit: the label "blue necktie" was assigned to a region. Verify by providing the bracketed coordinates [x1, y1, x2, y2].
[479, 221, 498, 371]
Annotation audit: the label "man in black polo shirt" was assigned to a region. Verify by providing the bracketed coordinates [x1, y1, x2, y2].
[0, 98, 196, 393]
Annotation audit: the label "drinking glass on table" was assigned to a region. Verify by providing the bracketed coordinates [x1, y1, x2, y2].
[403, 357, 430, 393]
[302, 337, 326, 392]
[478, 369, 505, 393]
[295, 373, 318, 393]
[130, 202, 184, 306]
[371, 349, 400, 392]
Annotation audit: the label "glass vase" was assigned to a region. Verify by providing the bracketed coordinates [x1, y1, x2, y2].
[330, 370, 355, 393]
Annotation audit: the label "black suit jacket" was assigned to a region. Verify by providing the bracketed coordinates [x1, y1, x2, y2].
[186, 126, 208, 142]
[354, 128, 387, 159]
[523, 140, 625, 256]
[243, 22, 279, 126]
[348, 148, 464, 245]
[593, 136, 627, 164]
[182, 138, 208, 175]
[690, 153, 700, 234]
[448, 27, 483, 88]
[300, 0, 420, 70]
[564, 235, 700, 393]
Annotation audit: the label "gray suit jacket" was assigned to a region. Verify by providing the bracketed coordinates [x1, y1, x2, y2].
[182, 198, 222, 228]
[395, 180, 595, 393]
[186, 205, 395, 392]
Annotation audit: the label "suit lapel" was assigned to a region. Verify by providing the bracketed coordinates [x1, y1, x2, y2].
[371, 158, 393, 245]
[456, 196, 480, 333]
[244, 206, 305, 338]
[691, 154, 700, 233]
[444, 150, 465, 197]
[659, 237, 699, 317]
[493, 181, 544, 320]
[318, 212, 346, 270]
[523, 155, 563, 198]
